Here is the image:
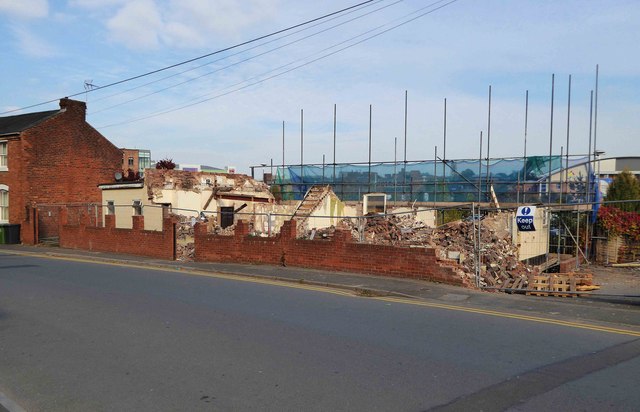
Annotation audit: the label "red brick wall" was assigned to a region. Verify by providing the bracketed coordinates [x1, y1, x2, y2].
[21, 99, 122, 206]
[558, 254, 582, 272]
[0, 98, 122, 243]
[59, 209, 176, 260]
[195, 220, 466, 285]
[21, 206, 38, 245]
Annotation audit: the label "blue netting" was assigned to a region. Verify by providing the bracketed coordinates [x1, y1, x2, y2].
[274, 156, 593, 203]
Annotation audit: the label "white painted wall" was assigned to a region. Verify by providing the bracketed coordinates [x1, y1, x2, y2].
[511, 208, 549, 261]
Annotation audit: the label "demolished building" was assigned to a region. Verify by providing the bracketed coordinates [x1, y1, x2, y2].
[99, 169, 275, 231]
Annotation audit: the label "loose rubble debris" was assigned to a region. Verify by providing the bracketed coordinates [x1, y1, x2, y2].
[304, 212, 535, 288]
[145, 169, 272, 200]
[174, 213, 240, 261]
[175, 216, 195, 261]
[210, 223, 236, 236]
[430, 216, 533, 288]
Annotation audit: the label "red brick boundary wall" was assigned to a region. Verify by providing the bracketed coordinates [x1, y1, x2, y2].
[59, 209, 176, 260]
[21, 206, 38, 245]
[195, 220, 466, 286]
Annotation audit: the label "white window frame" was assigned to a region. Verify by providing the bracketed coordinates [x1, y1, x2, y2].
[0, 141, 7, 171]
[0, 184, 8, 223]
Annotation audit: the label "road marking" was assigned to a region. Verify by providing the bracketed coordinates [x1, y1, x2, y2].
[4, 249, 640, 337]
[374, 296, 640, 337]
[0, 251, 357, 298]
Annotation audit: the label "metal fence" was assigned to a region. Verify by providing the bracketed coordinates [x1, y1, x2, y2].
[54, 198, 639, 269]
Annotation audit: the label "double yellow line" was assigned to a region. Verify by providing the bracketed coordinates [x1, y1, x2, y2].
[373, 296, 640, 337]
[4, 250, 640, 337]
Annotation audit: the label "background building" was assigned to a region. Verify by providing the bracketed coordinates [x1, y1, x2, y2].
[121, 148, 152, 175]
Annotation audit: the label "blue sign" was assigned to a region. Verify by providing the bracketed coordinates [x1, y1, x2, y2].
[516, 206, 536, 231]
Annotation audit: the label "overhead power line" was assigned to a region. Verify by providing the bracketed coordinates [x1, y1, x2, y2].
[0, 0, 375, 116]
[90, 0, 389, 108]
[91, 0, 401, 115]
[99, 0, 460, 129]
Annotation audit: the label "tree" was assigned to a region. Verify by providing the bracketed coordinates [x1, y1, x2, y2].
[155, 158, 176, 170]
[605, 169, 640, 212]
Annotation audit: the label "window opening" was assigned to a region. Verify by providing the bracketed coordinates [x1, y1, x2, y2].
[220, 206, 234, 228]
[133, 200, 142, 216]
[0, 189, 8, 222]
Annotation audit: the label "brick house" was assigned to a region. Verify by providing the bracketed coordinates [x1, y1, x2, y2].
[0, 98, 122, 243]
[121, 147, 152, 176]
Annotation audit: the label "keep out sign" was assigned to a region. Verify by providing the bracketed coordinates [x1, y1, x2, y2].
[516, 206, 536, 231]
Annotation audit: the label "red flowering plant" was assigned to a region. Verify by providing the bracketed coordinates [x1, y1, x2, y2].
[598, 206, 640, 241]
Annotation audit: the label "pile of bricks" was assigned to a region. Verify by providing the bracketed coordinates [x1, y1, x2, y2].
[431, 218, 535, 288]
[209, 222, 236, 236]
[320, 214, 433, 245]
[175, 215, 195, 261]
[305, 212, 535, 288]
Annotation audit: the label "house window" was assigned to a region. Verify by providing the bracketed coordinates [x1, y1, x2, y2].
[0, 186, 8, 223]
[128, 157, 134, 167]
[220, 206, 234, 228]
[107, 200, 115, 215]
[0, 142, 7, 170]
[132, 200, 142, 216]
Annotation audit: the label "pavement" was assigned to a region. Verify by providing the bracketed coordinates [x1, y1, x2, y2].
[0, 243, 638, 330]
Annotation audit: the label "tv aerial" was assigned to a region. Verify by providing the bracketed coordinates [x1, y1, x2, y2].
[84, 80, 99, 105]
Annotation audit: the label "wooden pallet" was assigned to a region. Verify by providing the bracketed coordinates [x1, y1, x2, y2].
[526, 274, 577, 298]
[550, 274, 577, 298]
[527, 274, 551, 296]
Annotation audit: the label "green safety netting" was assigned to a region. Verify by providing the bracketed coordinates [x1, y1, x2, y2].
[273, 156, 594, 203]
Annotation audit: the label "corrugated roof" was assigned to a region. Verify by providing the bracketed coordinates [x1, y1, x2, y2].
[0, 110, 59, 136]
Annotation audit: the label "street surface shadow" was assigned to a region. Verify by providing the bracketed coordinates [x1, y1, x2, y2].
[0, 265, 39, 270]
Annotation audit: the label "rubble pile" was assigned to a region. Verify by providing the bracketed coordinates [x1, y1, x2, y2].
[431, 218, 533, 287]
[176, 243, 195, 261]
[301, 214, 433, 244]
[210, 223, 236, 236]
[175, 215, 195, 261]
[359, 214, 433, 245]
[305, 226, 340, 240]
[302, 212, 535, 287]
[145, 169, 272, 199]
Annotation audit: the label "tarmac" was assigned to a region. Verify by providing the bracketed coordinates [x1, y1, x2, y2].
[0, 244, 638, 331]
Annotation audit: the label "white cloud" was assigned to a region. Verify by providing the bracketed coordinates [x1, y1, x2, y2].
[3, 0, 639, 173]
[167, 0, 279, 39]
[77, 0, 280, 50]
[0, 0, 48, 18]
[106, 0, 164, 50]
[11, 25, 59, 58]
[68, 0, 128, 9]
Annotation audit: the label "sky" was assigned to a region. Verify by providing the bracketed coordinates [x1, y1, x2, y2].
[1, 0, 639, 175]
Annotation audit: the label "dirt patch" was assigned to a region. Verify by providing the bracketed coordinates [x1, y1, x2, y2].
[587, 265, 640, 295]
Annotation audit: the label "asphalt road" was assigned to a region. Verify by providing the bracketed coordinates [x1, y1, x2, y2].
[0, 253, 639, 411]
